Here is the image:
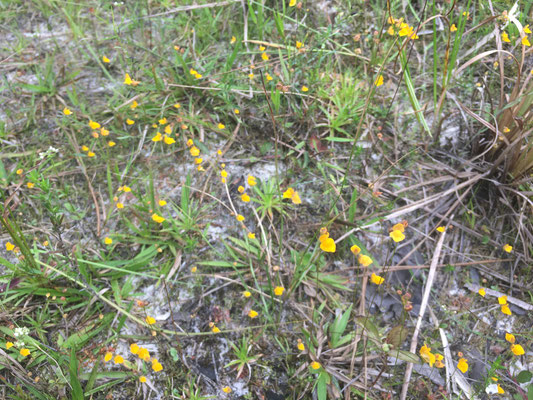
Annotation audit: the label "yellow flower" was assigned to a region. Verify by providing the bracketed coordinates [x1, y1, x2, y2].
[248, 309, 258, 318]
[436, 226, 445, 233]
[310, 361, 321, 370]
[248, 232, 255, 239]
[243, 290, 251, 298]
[283, 188, 294, 199]
[195, 73, 202, 79]
[6, 342, 13, 349]
[104, 237, 113, 245]
[173, 102, 180, 108]
[274, 286, 285, 296]
[297, 339, 305, 351]
[6, 242, 15, 251]
[358, 254, 373, 267]
[164, 125, 172, 134]
[524, 25, 532, 34]
[16, 169, 23, 175]
[390, 229, 405, 242]
[116, 202, 124, 209]
[419, 345, 435, 367]
[505, 333, 515, 344]
[211, 325, 220, 333]
[241, 193, 251, 202]
[283, 187, 301, 204]
[81, 145, 89, 152]
[450, 24, 457, 32]
[158, 117, 167, 125]
[146, 316, 156, 324]
[158, 200, 167, 206]
[301, 85, 309, 92]
[114, 355, 124, 364]
[20, 348, 30, 357]
[375, 75, 384, 87]
[131, 100, 138, 109]
[152, 213, 165, 223]
[88, 151, 96, 157]
[289, 0, 296, 6]
[261, 52, 269, 61]
[100, 127, 109, 136]
[296, 41, 303, 49]
[501, 304, 512, 315]
[511, 344, 524, 356]
[139, 376, 147, 383]
[27, 182, 35, 188]
[163, 135, 175, 144]
[350, 244, 361, 255]
[435, 353, 445, 368]
[230, 36, 236, 44]
[108, 141, 116, 147]
[191, 266, 197, 273]
[152, 132, 162, 142]
[216, 122, 226, 130]
[126, 119, 135, 125]
[190, 146, 200, 157]
[137, 348, 150, 361]
[503, 244, 512, 253]
[124, 73, 139, 86]
[221, 170, 228, 178]
[457, 358, 468, 373]
[387, 26, 395, 35]
[152, 360, 163, 372]
[498, 295, 507, 305]
[522, 36, 531, 46]
[104, 352, 113, 362]
[89, 120, 100, 130]
[121, 185, 131, 192]
[370, 273, 384, 285]
[63, 107, 72, 115]
[130, 343, 139, 354]
[189, 68, 197, 75]
[234, 108, 240, 114]
[92, 131, 99, 138]
[497, 384, 504, 394]
[236, 214, 245, 222]
[320, 237, 336, 253]
[478, 288, 486, 297]
[222, 386, 232, 393]
[502, 32, 510, 42]
[392, 223, 405, 232]
[266, 73, 273, 81]
[102, 55, 110, 63]
[248, 73, 254, 79]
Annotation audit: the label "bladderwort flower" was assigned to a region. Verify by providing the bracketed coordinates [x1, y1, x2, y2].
[104, 352, 113, 362]
[152, 213, 165, 223]
[310, 361, 321, 370]
[511, 344, 525, 356]
[130, 343, 139, 354]
[370, 273, 384, 285]
[358, 254, 373, 267]
[283, 187, 302, 204]
[146, 316, 156, 325]
[297, 339, 305, 351]
[503, 244, 512, 253]
[247, 175, 257, 186]
[274, 286, 285, 296]
[248, 309, 258, 318]
[457, 357, 468, 373]
[478, 288, 486, 297]
[374, 75, 384, 87]
[419, 344, 436, 367]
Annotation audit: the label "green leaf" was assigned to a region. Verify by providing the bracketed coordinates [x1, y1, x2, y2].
[69, 347, 84, 400]
[356, 317, 380, 342]
[316, 372, 328, 400]
[517, 370, 532, 384]
[388, 350, 421, 364]
[329, 304, 352, 348]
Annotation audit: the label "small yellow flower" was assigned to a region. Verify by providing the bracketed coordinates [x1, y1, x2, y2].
[130, 343, 139, 354]
[152, 132, 162, 142]
[320, 237, 336, 253]
[230, 36, 236, 44]
[122, 185, 131, 192]
[116, 202, 124, 209]
[502, 32, 510, 43]
[436, 226, 445, 233]
[503, 244, 512, 253]
[164, 125, 172, 134]
[498, 295, 508, 305]
[420, 345, 435, 367]
[126, 119, 135, 125]
[100, 127, 109, 136]
[139, 376, 147, 383]
[248, 232, 255, 239]
[152, 213, 165, 223]
[511, 344, 524, 356]
[478, 288, 486, 297]
[358, 254, 373, 267]
[6, 242, 15, 251]
[387, 26, 395, 35]
[173, 102, 180, 109]
[211, 325, 220, 333]
[195, 73, 202, 79]
[217, 123, 225, 130]
[261, 52, 269, 61]
[234, 108, 240, 114]
[243, 290, 251, 298]
[457, 358, 468, 373]
[241, 193, 250, 202]
[522, 36, 531, 46]
[266, 73, 273, 81]
[104, 237, 113, 245]
[190, 146, 200, 157]
[390, 229, 405, 242]
[222, 386, 232, 393]
[435, 353, 445, 368]
[501, 304, 512, 315]
[301, 85, 309, 92]
[158, 200, 167, 206]
[146, 316, 156, 325]
[152, 360, 163, 372]
[237, 185, 245, 193]
[221, 170, 228, 178]
[296, 41, 303, 49]
[137, 348, 150, 361]
[27, 181, 35, 188]
[163, 135, 175, 145]
[131, 100, 138, 109]
[81, 145, 89, 152]
[392, 223, 405, 232]
[248, 73, 254, 79]
[104, 352, 113, 362]
[375, 75, 384, 87]
[102, 55, 110, 63]
[124, 73, 139, 86]
[524, 25, 532, 34]
[91, 131, 99, 139]
[450, 24, 457, 32]
[370, 273, 384, 285]
[108, 141, 116, 147]
[274, 286, 285, 296]
[497, 384, 504, 394]
[236, 214, 245, 222]
[158, 118, 167, 125]
[505, 333, 515, 344]
[310, 361, 321, 370]
[89, 120, 101, 130]
[16, 169, 23, 175]
[248, 309, 258, 318]
[6, 342, 13, 349]
[191, 266, 197, 273]
[297, 339, 305, 351]
[114, 355, 124, 364]
[350, 244, 361, 255]
[63, 107, 72, 115]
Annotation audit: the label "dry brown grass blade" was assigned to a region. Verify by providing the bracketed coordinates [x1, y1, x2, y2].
[400, 228, 446, 400]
